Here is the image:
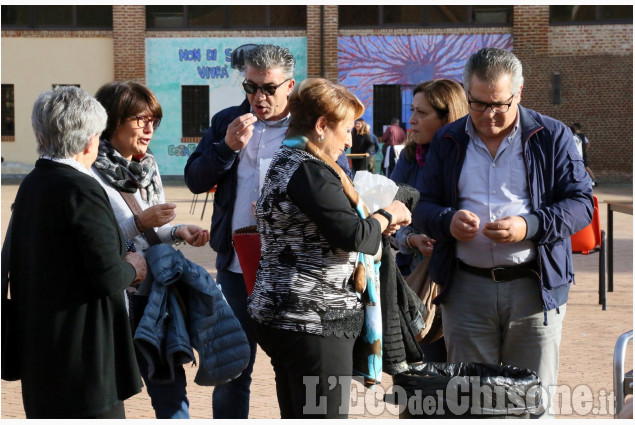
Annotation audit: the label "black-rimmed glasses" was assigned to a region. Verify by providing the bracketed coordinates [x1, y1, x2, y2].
[132, 115, 161, 130]
[242, 78, 291, 96]
[467, 92, 515, 113]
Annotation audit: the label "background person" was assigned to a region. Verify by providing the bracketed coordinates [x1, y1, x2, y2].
[366, 122, 380, 173]
[247, 78, 411, 418]
[382, 117, 407, 177]
[10, 86, 146, 419]
[350, 118, 373, 172]
[389, 79, 468, 363]
[418, 48, 593, 417]
[571, 122, 597, 186]
[92, 81, 210, 419]
[390, 79, 468, 276]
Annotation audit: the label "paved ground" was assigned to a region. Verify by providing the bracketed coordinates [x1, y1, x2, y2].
[0, 181, 632, 419]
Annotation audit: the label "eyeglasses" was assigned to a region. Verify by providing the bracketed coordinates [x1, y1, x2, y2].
[242, 78, 291, 96]
[131, 115, 161, 130]
[467, 92, 515, 113]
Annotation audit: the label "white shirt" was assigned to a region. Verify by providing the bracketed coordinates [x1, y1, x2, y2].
[573, 134, 584, 158]
[456, 114, 537, 268]
[228, 113, 290, 273]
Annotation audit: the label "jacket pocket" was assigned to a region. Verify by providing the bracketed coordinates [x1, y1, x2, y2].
[567, 151, 587, 182]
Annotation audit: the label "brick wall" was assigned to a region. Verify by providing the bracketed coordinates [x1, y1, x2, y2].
[112, 5, 146, 83]
[513, 6, 633, 181]
[2, 6, 630, 180]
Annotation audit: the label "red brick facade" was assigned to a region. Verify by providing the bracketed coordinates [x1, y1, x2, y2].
[3, 6, 632, 180]
[513, 6, 633, 181]
[113, 5, 146, 83]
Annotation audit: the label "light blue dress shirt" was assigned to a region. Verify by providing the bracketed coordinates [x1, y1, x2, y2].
[456, 114, 537, 268]
[228, 112, 290, 273]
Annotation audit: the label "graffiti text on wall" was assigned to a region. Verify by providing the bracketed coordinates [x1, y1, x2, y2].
[168, 144, 198, 157]
[179, 48, 233, 80]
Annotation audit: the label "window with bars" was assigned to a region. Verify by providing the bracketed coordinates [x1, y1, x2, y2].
[550, 6, 633, 24]
[147, 5, 306, 29]
[1, 5, 112, 29]
[182, 86, 210, 138]
[339, 5, 512, 28]
[2, 85, 15, 141]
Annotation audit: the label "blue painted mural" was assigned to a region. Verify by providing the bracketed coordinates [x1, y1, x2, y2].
[338, 34, 513, 132]
[146, 37, 307, 175]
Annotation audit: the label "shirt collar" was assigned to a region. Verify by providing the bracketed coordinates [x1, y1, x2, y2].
[251, 109, 290, 128]
[40, 155, 94, 177]
[465, 111, 521, 142]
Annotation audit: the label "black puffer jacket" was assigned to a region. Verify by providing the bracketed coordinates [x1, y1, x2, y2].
[380, 184, 427, 375]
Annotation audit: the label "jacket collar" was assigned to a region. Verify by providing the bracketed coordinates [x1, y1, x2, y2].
[445, 105, 544, 145]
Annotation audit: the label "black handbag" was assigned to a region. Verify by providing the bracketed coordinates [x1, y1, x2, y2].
[2, 213, 22, 381]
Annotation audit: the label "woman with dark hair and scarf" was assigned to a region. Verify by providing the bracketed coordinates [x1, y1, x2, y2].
[92, 81, 210, 419]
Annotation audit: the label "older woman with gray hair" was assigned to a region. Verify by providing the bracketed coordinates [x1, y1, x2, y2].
[8, 86, 146, 418]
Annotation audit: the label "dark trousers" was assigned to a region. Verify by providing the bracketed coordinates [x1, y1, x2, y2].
[250, 319, 355, 418]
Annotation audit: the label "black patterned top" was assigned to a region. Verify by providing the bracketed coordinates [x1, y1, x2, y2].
[247, 144, 382, 337]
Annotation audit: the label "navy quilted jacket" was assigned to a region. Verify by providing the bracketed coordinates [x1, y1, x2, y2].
[134, 244, 250, 386]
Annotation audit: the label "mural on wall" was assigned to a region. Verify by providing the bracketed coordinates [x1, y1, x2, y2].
[146, 37, 307, 175]
[339, 34, 513, 131]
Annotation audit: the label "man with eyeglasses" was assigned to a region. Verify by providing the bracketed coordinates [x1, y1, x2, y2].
[184, 44, 296, 419]
[418, 48, 593, 418]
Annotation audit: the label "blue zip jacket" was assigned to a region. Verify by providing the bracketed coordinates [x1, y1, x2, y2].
[184, 98, 252, 272]
[134, 244, 250, 386]
[418, 106, 593, 313]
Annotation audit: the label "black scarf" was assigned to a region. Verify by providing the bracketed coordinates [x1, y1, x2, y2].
[93, 140, 162, 204]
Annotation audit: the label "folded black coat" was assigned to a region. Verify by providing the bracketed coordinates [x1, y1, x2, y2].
[380, 183, 427, 375]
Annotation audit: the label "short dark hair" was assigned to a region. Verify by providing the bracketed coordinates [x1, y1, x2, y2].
[391, 117, 399, 125]
[95, 81, 163, 141]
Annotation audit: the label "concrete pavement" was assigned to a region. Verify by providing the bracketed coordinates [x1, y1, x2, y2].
[1, 182, 632, 419]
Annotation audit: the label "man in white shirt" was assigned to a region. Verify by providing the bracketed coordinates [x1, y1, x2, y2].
[184, 44, 295, 419]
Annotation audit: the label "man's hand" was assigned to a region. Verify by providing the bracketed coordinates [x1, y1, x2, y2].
[482, 216, 527, 243]
[225, 113, 257, 151]
[450, 209, 480, 241]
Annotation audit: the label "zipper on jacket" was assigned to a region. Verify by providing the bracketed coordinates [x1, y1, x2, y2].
[433, 135, 462, 305]
[521, 125, 551, 325]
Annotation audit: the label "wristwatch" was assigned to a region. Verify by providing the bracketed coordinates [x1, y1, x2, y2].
[374, 208, 392, 227]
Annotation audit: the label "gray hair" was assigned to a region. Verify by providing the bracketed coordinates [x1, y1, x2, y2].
[31, 86, 107, 158]
[462, 48, 524, 96]
[245, 44, 296, 79]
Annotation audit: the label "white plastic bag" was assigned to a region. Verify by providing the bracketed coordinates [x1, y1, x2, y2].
[353, 170, 398, 213]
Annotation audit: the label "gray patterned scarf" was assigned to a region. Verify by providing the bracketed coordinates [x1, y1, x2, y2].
[93, 139, 162, 204]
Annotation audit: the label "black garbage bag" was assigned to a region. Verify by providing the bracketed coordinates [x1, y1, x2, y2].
[392, 362, 542, 418]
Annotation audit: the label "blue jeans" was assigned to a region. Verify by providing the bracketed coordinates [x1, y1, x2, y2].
[212, 270, 257, 419]
[136, 349, 190, 419]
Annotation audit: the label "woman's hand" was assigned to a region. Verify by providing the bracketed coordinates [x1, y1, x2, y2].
[376, 200, 412, 236]
[138, 203, 177, 229]
[176, 224, 210, 247]
[408, 234, 436, 257]
[125, 252, 147, 284]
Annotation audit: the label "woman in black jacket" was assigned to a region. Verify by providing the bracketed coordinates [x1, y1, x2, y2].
[350, 118, 374, 172]
[9, 86, 146, 418]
